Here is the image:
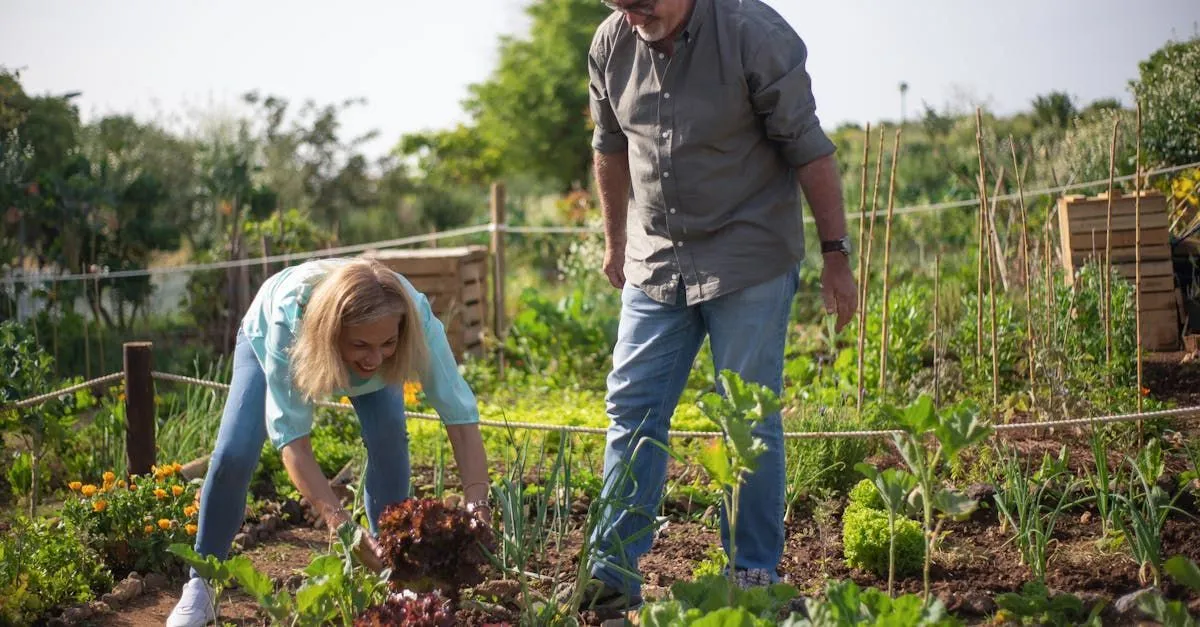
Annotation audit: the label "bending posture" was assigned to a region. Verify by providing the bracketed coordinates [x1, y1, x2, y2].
[168, 258, 491, 627]
[580, 0, 857, 611]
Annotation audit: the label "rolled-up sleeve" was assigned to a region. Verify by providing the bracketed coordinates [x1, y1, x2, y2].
[588, 35, 627, 154]
[411, 288, 480, 426]
[747, 29, 836, 168]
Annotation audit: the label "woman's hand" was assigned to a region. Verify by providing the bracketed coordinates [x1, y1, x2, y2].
[354, 531, 386, 573]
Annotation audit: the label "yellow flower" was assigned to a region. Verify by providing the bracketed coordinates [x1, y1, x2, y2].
[103, 471, 116, 483]
[403, 381, 422, 406]
[186, 524, 198, 536]
[184, 505, 198, 518]
[69, 481, 82, 492]
[157, 519, 172, 530]
[339, 396, 351, 405]
[171, 485, 184, 497]
[92, 500, 107, 512]
[144, 524, 154, 534]
[81, 484, 98, 497]
[154, 488, 167, 500]
[117, 480, 127, 489]
[172, 462, 183, 473]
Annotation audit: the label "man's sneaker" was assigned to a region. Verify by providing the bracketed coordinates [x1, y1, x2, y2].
[166, 577, 216, 627]
[558, 577, 644, 612]
[731, 568, 775, 589]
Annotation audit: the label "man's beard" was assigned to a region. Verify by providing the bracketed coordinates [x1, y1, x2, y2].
[635, 19, 668, 42]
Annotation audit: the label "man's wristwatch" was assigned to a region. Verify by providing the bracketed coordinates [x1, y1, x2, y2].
[821, 236, 851, 257]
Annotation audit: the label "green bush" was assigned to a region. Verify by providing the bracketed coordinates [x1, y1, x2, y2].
[841, 504, 924, 578]
[0, 517, 112, 625]
[847, 478, 885, 511]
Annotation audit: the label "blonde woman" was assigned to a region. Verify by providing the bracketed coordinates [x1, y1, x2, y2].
[167, 257, 491, 627]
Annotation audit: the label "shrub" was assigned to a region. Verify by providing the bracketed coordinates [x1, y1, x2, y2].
[61, 463, 199, 575]
[841, 504, 924, 578]
[0, 517, 112, 626]
[847, 478, 885, 511]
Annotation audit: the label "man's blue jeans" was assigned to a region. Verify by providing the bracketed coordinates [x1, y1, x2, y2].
[191, 331, 411, 572]
[590, 268, 798, 598]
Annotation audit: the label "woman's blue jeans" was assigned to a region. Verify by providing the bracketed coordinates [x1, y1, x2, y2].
[589, 268, 798, 599]
[191, 331, 410, 571]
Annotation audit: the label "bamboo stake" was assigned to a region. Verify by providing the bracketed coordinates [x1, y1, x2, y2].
[1135, 102, 1144, 425]
[975, 121, 999, 407]
[1010, 137, 1036, 406]
[878, 128, 902, 397]
[987, 167, 1009, 292]
[860, 126, 886, 405]
[934, 252, 941, 407]
[1104, 117, 1119, 380]
[855, 122, 872, 413]
[974, 109, 988, 377]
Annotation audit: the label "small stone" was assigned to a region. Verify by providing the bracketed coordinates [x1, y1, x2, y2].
[1114, 587, 1158, 616]
[144, 572, 168, 591]
[61, 605, 91, 623]
[960, 590, 995, 615]
[261, 514, 279, 532]
[234, 532, 253, 548]
[702, 505, 718, 522]
[1080, 511, 1093, 525]
[88, 601, 112, 614]
[966, 483, 996, 502]
[257, 528, 270, 541]
[281, 499, 305, 523]
[473, 579, 522, 601]
[127, 571, 143, 581]
[571, 500, 589, 516]
[117, 578, 144, 601]
[100, 593, 121, 610]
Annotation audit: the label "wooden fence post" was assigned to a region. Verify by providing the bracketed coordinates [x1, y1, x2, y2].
[490, 182, 507, 377]
[124, 342, 156, 477]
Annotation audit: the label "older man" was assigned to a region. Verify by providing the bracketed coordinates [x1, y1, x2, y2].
[579, 0, 857, 611]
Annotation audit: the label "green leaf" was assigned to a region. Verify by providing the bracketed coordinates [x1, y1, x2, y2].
[934, 404, 992, 460]
[304, 554, 344, 579]
[900, 395, 936, 434]
[1165, 556, 1200, 592]
[931, 488, 977, 518]
[226, 556, 274, 601]
[698, 440, 734, 487]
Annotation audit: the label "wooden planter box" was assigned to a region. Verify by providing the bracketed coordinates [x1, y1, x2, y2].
[1057, 190, 1180, 351]
[360, 246, 488, 361]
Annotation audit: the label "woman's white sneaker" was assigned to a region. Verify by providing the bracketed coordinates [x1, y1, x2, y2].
[166, 577, 216, 627]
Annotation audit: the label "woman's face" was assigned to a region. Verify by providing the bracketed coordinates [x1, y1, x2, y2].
[338, 315, 401, 378]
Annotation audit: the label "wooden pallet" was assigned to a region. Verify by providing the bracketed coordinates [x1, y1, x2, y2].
[360, 246, 489, 361]
[1057, 190, 1180, 351]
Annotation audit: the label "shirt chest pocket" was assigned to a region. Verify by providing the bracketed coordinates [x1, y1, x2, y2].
[676, 80, 754, 153]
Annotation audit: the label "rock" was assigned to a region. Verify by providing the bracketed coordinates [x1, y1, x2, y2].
[473, 579, 522, 601]
[261, 514, 279, 532]
[100, 593, 122, 610]
[115, 577, 144, 601]
[281, 499, 305, 523]
[127, 571, 142, 581]
[960, 590, 995, 615]
[234, 532, 255, 549]
[1080, 511, 1092, 525]
[966, 483, 996, 502]
[61, 604, 92, 623]
[1114, 587, 1158, 616]
[702, 505, 718, 522]
[144, 572, 168, 591]
[257, 528, 270, 541]
[571, 500, 590, 516]
[88, 601, 112, 614]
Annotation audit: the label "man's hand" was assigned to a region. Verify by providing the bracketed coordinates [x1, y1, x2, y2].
[603, 244, 626, 289]
[821, 253, 858, 332]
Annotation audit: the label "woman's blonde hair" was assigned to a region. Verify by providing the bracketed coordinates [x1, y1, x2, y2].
[290, 259, 427, 400]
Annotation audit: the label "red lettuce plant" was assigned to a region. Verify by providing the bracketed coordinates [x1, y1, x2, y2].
[376, 498, 496, 598]
[354, 591, 455, 627]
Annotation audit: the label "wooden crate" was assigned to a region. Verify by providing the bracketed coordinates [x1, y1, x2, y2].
[360, 246, 489, 361]
[1057, 190, 1180, 350]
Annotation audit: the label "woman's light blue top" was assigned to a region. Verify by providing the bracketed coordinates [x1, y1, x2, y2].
[240, 258, 480, 449]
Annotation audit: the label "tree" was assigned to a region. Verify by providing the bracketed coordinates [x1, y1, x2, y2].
[1031, 91, 1077, 130]
[1129, 36, 1200, 168]
[461, 0, 610, 191]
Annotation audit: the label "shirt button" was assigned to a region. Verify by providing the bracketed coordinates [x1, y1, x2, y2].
[658, 52, 665, 59]
[670, 207, 677, 214]
[663, 171, 670, 178]
[661, 131, 669, 139]
[675, 241, 683, 247]
[663, 92, 671, 99]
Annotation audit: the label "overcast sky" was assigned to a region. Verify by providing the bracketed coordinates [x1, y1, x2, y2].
[3, 0, 1198, 159]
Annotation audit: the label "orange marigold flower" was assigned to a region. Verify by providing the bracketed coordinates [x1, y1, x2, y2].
[157, 519, 171, 530]
[403, 381, 422, 406]
[186, 524, 198, 536]
[81, 484, 98, 497]
[103, 471, 116, 483]
[69, 481, 82, 492]
[172, 462, 183, 472]
[144, 524, 155, 533]
[184, 505, 198, 518]
[93, 500, 107, 512]
[171, 485, 184, 497]
[154, 488, 168, 500]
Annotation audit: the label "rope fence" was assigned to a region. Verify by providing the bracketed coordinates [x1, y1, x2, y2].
[8, 368, 1200, 445]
